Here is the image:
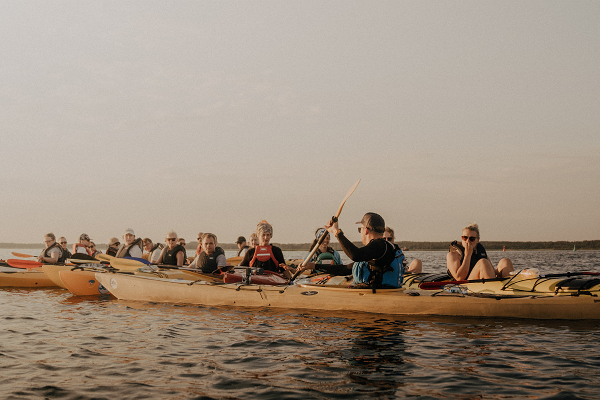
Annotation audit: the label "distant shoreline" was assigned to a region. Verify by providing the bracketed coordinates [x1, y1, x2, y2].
[2, 240, 599, 251]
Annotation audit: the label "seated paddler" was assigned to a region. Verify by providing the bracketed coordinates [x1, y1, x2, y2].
[38, 233, 68, 264]
[158, 230, 186, 267]
[239, 220, 289, 276]
[189, 233, 228, 273]
[115, 228, 144, 259]
[383, 226, 422, 274]
[447, 222, 514, 281]
[295, 228, 352, 276]
[323, 212, 404, 290]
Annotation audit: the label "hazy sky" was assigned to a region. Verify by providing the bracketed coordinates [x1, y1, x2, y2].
[1, 1, 598, 245]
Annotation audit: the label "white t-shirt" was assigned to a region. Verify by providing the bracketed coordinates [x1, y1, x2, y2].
[127, 245, 143, 259]
[148, 248, 162, 264]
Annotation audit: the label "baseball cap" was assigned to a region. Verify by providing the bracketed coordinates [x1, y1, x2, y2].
[236, 236, 246, 244]
[355, 212, 385, 233]
[79, 233, 91, 241]
[124, 228, 135, 236]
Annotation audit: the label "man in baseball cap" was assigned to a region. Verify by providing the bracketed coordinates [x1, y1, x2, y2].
[321, 212, 399, 290]
[235, 236, 249, 257]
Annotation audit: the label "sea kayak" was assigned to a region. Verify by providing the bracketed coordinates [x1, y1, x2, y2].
[0, 270, 58, 288]
[94, 273, 600, 320]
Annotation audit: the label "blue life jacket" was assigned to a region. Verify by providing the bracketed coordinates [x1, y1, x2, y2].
[352, 243, 405, 288]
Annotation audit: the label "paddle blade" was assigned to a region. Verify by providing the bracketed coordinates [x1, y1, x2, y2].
[124, 257, 150, 265]
[7, 259, 44, 269]
[11, 252, 37, 258]
[109, 257, 146, 271]
[333, 179, 360, 219]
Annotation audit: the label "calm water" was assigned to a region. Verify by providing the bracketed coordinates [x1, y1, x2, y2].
[1, 249, 600, 399]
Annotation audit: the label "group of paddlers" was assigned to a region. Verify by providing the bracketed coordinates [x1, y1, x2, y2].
[35, 212, 514, 289]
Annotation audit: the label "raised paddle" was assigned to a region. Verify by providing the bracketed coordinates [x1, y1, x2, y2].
[289, 179, 361, 283]
[11, 252, 37, 258]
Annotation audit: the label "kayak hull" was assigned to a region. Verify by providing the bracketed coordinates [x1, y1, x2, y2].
[41, 265, 73, 289]
[95, 273, 600, 320]
[61, 269, 203, 296]
[0, 270, 58, 288]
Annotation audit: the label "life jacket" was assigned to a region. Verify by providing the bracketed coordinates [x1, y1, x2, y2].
[163, 244, 185, 266]
[250, 245, 280, 272]
[43, 242, 68, 264]
[352, 240, 404, 291]
[448, 241, 487, 279]
[198, 247, 225, 274]
[237, 245, 249, 257]
[315, 251, 336, 265]
[73, 243, 93, 257]
[116, 238, 143, 258]
[106, 247, 118, 257]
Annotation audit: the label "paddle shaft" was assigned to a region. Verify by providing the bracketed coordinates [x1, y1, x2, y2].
[11, 252, 37, 258]
[290, 179, 361, 283]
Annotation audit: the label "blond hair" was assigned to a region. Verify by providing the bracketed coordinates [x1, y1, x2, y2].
[463, 222, 480, 239]
[45, 233, 56, 241]
[384, 227, 395, 241]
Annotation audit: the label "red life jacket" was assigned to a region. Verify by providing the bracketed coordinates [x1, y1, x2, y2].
[250, 245, 279, 269]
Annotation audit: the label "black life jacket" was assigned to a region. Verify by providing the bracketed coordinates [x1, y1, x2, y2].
[237, 245, 249, 257]
[116, 238, 143, 258]
[43, 242, 68, 264]
[163, 244, 186, 266]
[106, 247, 118, 257]
[448, 241, 488, 279]
[198, 247, 225, 274]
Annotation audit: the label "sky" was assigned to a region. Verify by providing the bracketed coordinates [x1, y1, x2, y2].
[0, 1, 599, 245]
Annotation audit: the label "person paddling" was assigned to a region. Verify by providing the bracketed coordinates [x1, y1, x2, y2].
[115, 228, 143, 259]
[447, 223, 514, 281]
[239, 221, 289, 276]
[323, 212, 401, 289]
[158, 230, 186, 266]
[38, 233, 67, 264]
[189, 233, 228, 273]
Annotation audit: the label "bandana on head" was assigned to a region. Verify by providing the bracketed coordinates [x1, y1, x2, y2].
[315, 228, 327, 240]
[256, 220, 273, 236]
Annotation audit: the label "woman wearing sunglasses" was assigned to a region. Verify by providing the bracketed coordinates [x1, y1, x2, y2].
[158, 230, 186, 266]
[447, 223, 514, 281]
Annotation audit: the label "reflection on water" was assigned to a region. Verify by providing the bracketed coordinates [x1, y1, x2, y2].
[1, 251, 600, 399]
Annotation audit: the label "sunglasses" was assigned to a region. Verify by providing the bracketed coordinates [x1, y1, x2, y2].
[60, 242, 67, 244]
[166, 238, 177, 241]
[461, 236, 477, 242]
[358, 227, 368, 233]
[113, 242, 120, 246]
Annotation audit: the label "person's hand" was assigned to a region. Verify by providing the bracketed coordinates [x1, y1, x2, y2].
[37, 255, 44, 263]
[325, 219, 339, 234]
[464, 240, 475, 256]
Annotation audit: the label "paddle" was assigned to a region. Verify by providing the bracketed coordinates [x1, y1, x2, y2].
[11, 252, 37, 258]
[289, 179, 361, 283]
[6, 259, 44, 271]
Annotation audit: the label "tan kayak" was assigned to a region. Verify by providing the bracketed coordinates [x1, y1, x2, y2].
[94, 273, 600, 320]
[0, 270, 58, 288]
[60, 267, 215, 296]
